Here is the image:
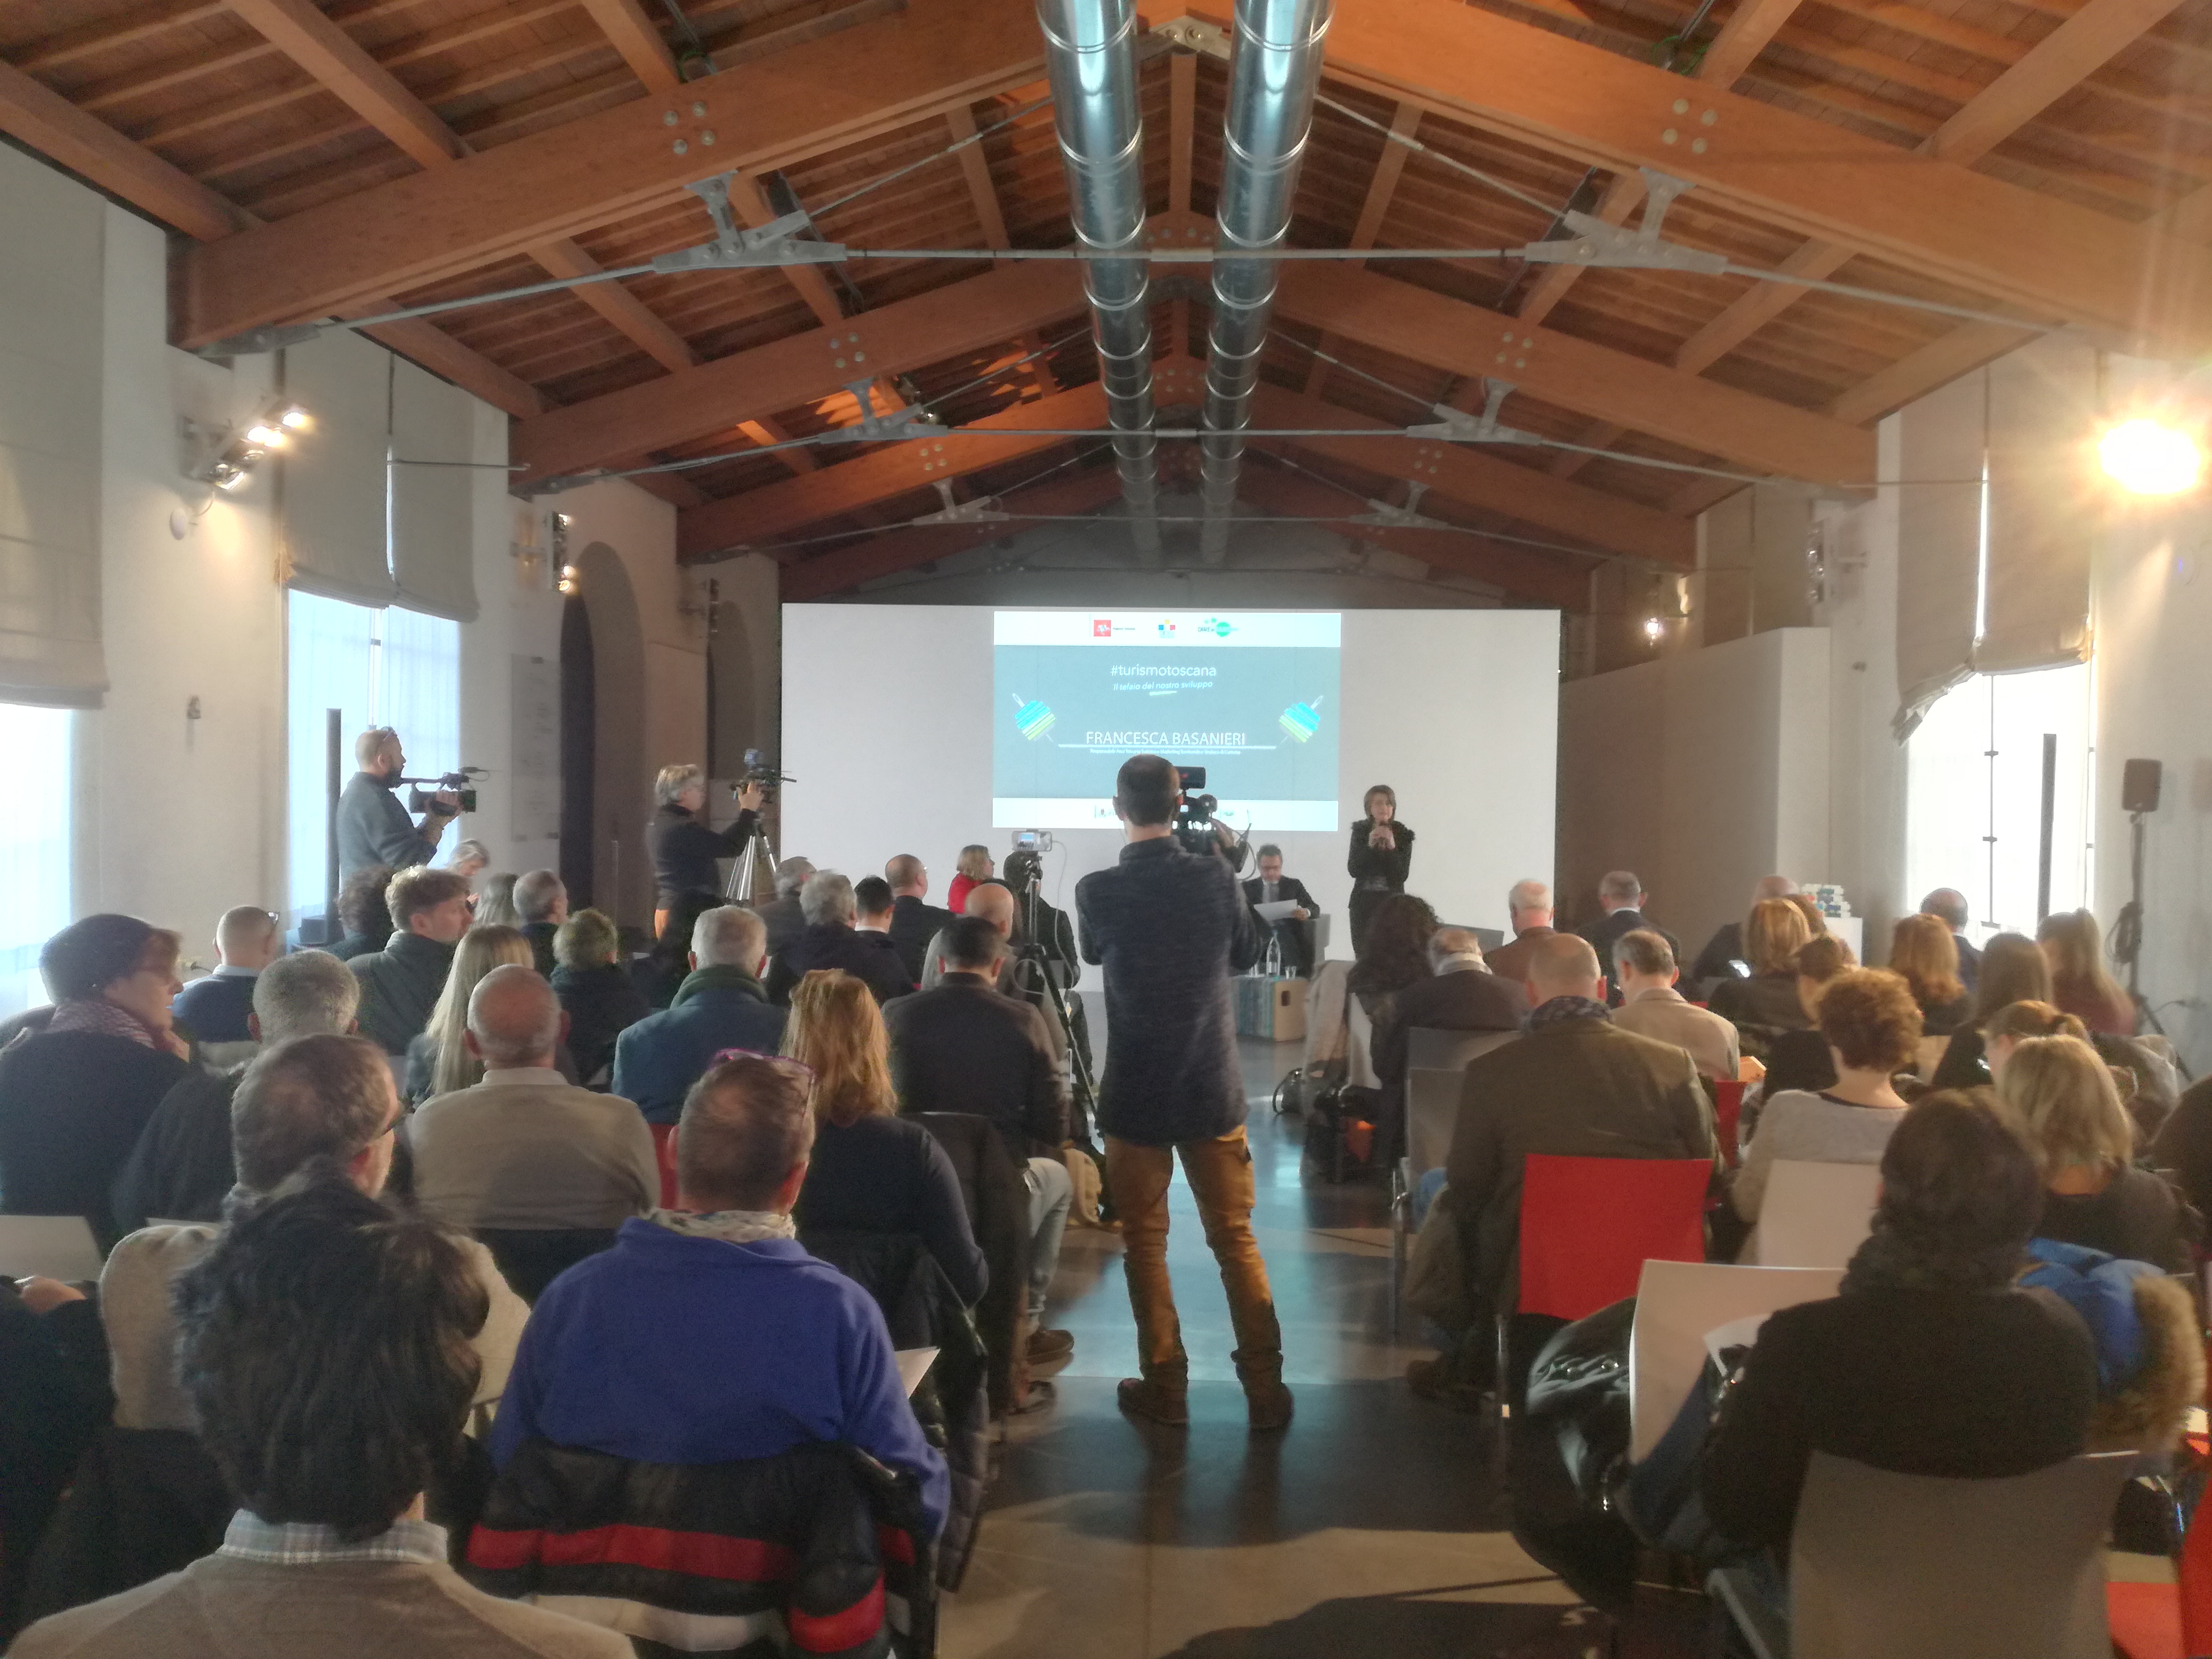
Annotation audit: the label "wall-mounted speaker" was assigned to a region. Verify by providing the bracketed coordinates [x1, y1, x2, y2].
[2122, 759, 2163, 815]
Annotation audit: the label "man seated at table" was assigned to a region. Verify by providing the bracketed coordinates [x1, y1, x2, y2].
[1239, 845, 1318, 975]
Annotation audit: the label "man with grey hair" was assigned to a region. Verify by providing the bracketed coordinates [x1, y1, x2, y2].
[750, 856, 816, 961]
[1485, 879, 1557, 986]
[1613, 928, 1741, 1081]
[613, 907, 786, 1125]
[765, 870, 913, 1007]
[336, 725, 460, 882]
[513, 868, 568, 977]
[110, 949, 363, 1234]
[1576, 870, 1679, 998]
[100, 1032, 530, 1437]
[1690, 875, 1799, 989]
[1371, 927, 1525, 1105]
[405, 965, 659, 1234]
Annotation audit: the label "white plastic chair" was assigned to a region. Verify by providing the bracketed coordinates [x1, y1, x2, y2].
[1628, 1260, 1842, 1462]
[1752, 1160, 1881, 1269]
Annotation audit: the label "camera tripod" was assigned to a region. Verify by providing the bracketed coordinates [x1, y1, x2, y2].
[2113, 809, 2194, 1082]
[1007, 881, 1099, 1141]
[722, 812, 776, 906]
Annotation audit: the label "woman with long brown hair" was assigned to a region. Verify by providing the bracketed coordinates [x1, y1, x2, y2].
[784, 969, 986, 1304]
[1927, 931, 2051, 1090]
[1887, 912, 1972, 1035]
[1709, 896, 1816, 1043]
[2037, 909, 2135, 1036]
[1346, 785, 1415, 957]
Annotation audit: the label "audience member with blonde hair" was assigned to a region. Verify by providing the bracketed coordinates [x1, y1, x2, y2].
[2037, 909, 2135, 1036]
[1709, 896, 1816, 1043]
[405, 925, 534, 1105]
[1998, 1035, 2188, 1271]
[947, 845, 996, 917]
[784, 970, 985, 1304]
[1751, 933, 1863, 1100]
[1887, 912, 1971, 1034]
[550, 908, 649, 1088]
[1733, 969, 1920, 1223]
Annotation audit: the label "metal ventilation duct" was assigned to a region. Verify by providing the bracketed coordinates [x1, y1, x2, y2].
[1199, 0, 1333, 563]
[1038, 0, 1163, 561]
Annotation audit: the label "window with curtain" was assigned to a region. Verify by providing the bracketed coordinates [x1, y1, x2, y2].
[0, 702, 73, 1016]
[287, 592, 460, 928]
[1905, 661, 2094, 948]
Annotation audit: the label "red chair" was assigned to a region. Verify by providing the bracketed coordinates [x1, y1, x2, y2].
[2108, 1429, 2212, 1657]
[1712, 1080, 1747, 1168]
[1516, 1153, 1712, 1321]
[648, 1122, 680, 1210]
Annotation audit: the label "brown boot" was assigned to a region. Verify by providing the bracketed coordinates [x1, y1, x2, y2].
[1116, 1376, 1190, 1427]
[1235, 1350, 1294, 1431]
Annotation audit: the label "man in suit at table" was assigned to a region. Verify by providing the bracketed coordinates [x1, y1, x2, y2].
[1576, 870, 1680, 1000]
[1240, 845, 1318, 975]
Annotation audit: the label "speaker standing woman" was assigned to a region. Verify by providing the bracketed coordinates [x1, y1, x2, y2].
[1347, 785, 1415, 959]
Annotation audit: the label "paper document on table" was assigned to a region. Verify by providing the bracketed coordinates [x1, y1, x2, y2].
[895, 1348, 939, 1397]
[1254, 901, 1301, 923]
[1704, 1313, 1773, 1372]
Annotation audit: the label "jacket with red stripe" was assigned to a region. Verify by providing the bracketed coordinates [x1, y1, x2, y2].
[464, 1438, 935, 1659]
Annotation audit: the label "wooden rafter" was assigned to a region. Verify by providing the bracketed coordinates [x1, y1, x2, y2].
[1304, 100, 1421, 397]
[576, 0, 684, 93]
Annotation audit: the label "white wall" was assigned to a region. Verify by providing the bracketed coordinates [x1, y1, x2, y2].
[1557, 627, 1834, 950]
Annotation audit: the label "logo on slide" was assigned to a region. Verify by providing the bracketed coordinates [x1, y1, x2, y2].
[1092, 618, 1112, 637]
[1278, 696, 1324, 743]
[1012, 694, 1056, 741]
[1156, 619, 1178, 638]
[1201, 617, 1235, 638]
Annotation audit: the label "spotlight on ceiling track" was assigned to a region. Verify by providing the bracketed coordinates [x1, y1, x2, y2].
[2098, 417, 2205, 497]
[1643, 616, 1666, 642]
[184, 399, 317, 497]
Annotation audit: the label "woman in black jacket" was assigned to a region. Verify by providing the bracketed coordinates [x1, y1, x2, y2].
[1346, 785, 1415, 958]
[1702, 1091, 2098, 1551]
[550, 908, 649, 1088]
[1709, 898, 1814, 1054]
[648, 765, 766, 919]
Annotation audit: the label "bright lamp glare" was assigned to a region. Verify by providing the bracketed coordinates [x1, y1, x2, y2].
[2099, 418, 2204, 496]
[279, 406, 311, 430]
[246, 423, 287, 447]
[1643, 616, 1665, 641]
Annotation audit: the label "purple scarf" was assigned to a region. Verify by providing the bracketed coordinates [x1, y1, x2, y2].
[45, 998, 158, 1049]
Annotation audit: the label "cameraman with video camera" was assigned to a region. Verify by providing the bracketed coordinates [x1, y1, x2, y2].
[1076, 753, 1289, 1431]
[649, 764, 767, 921]
[337, 727, 460, 883]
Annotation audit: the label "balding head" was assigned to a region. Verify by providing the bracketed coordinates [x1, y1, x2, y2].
[465, 965, 562, 1071]
[1921, 887, 1970, 932]
[513, 869, 567, 925]
[1429, 928, 1485, 973]
[1526, 933, 1605, 1005]
[216, 906, 281, 970]
[1753, 875, 1798, 904]
[693, 906, 766, 972]
[885, 854, 926, 897]
[1506, 880, 1553, 929]
[965, 883, 1015, 937]
[678, 1056, 817, 1213]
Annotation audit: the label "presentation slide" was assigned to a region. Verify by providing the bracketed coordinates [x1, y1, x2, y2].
[993, 610, 1341, 830]
[778, 606, 1559, 955]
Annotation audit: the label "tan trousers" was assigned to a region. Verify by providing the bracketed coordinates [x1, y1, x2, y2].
[1104, 1127, 1283, 1389]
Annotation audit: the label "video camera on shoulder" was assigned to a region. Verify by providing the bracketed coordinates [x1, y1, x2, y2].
[401, 768, 483, 814]
[1173, 766, 1221, 856]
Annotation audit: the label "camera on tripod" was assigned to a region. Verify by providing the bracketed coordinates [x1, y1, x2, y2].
[1173, 766, 1220, 856]
[402, 769, 483, 814]
[730, 747, 796, 804]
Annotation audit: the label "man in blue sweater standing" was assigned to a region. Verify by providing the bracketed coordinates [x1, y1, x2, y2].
[1076, 753, 1287, 1431]
[489, 1053, 948, 1537]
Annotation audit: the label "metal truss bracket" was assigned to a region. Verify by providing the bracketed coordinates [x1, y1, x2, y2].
[652, 177, 848, 273]
[1404, 379, 1539, 445]
[1151, 16, 1230, 57]
[910, 480, 1008, 526]
[814, 381, 936, 446]
[194, 322, 328, 358]
[1513, 170, 1727, 275]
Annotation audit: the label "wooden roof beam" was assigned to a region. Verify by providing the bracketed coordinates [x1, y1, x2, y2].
[1305, 100, 1421, 397]
[576, 0, 685, 93]
[175, 0, 1048, 348]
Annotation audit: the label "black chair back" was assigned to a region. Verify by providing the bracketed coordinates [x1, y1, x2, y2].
[474, 1227, 619, 1303]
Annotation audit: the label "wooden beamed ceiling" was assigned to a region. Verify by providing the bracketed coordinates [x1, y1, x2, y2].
[2, 0, 2207, 604]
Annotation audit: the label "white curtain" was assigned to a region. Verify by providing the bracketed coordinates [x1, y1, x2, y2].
[389, 359, 480, 623]
[0, 703, 73, 1015]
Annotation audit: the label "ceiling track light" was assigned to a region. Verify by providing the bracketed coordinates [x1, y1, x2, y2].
[181, 399, 316, 498]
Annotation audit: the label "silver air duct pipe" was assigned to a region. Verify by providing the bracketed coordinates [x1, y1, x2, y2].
[1038, 0, 1163, 562]
[1199, 0, 1332, 563]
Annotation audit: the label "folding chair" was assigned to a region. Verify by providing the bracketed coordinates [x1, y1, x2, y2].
[1388, 1027, 1516, 1321]
[0, 1214, 104, 1281]
[1628, 1260, 1841, 1463]
[1751, 1160, 1880, 1269]
[1713, 1449, 2136, 1659]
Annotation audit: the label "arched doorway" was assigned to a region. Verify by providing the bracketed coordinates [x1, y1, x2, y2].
[566, 541, 648, 929]
[558, 593, 596, 906]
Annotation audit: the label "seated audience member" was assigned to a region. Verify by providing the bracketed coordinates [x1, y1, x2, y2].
[750, 857, 816, 962]
[350, 866, 474, 1057]
[2038, 908, 2136, 1036]
[1610, 929, 1740, 1082]
[111, 950, 361, 1235]
[1700, 1092, 2097, 1552]
[635, 889, 723, 1011]
[884, 916, 1073, 1364]
[1707, 897, 1815, 1046]
[328, 863, 396, 962]
[512, 870, 567, 978]
[1888, 911, 1972, 1035]
[2151, 1074, 2212, 1229]
[1928, 931, 2055, 1089]
[1, 1276, 111, 1630]
[1754, 935, 1858, 1100]
[919, 882, 1018, 992]
[1732, 969, 1918, 1224]
[1413, 935, 1712, 1402]
[1345, 893, 1442, 1030]
[1689, 876, 1799, 989]
[13, 1179, 619, 1659]
[1241, 844, 1318, 974]
[446, 837, 492, 885]
[785, 971, 987, 1306]
[1577, 871, 1680, 998]
[405, 967, 659, 1235]
[946, 844, 994, 916]
[1372, 927, 1526, 1104]
[101, 1034, 526, 1444]
[1482, 880, 1558, 986]
[475, 873, 521, 928]
[853, 875, 898, 941]
[1999, 1035, 2189, 1272]
[170, 907, 282, 1049]
[485, 1055, 951, 1541]
[766, 872, 914, 1007]
[405, 925, 532, 1106]
[614, 907, 786, 1125]
[549, 909, 648, 1088]
[0, 917, 190, 1245]
[1921, 886, 1982, 991]
[884, 854, 954, 985]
